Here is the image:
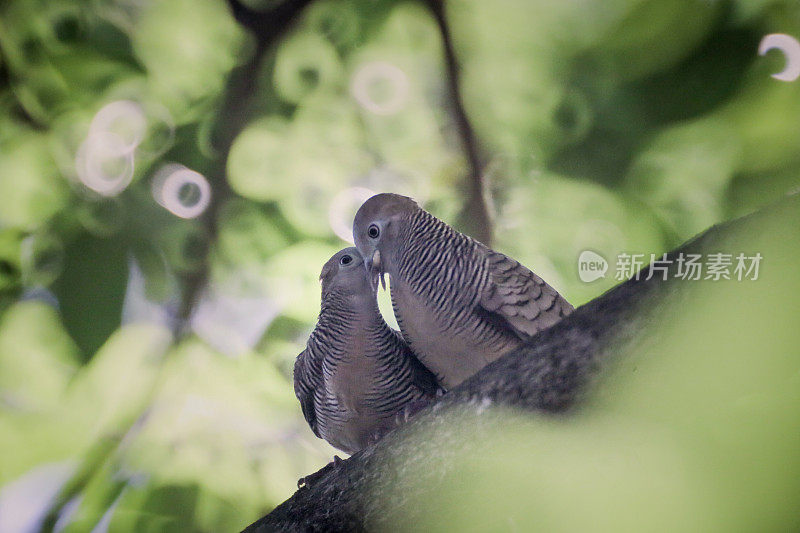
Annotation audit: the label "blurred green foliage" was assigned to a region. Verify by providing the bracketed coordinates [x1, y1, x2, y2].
[0, 0, 799, 530]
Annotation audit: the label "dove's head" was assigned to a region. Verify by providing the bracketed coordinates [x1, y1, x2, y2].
[319, 247, 370, 298]
[353, 193, 418, 291]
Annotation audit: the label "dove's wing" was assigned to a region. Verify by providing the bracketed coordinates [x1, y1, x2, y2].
[293, 346, 323, 438]
[479, 249, 573, 339]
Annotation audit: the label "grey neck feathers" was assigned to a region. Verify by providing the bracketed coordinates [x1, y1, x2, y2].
[315, 288, 396, 357]
[395, 208, 484, 301]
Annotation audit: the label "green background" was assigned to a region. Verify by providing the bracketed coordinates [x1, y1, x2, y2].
[1, 0, 799, 530]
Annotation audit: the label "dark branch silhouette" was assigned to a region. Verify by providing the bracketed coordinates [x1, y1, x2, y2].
[426, 0, 493, 246]
[175, 0, 314, 334]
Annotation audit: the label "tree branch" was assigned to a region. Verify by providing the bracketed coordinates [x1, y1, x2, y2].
[426, 0, 493, 246]
[226, 0, 315, 43]
[175, 0, 314, 335]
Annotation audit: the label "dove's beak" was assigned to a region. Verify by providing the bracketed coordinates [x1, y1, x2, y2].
[365, 249, 386, 292]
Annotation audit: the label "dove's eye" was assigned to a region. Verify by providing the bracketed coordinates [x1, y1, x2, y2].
[367, 224, 380, 239]
[340, 255, 353, 266]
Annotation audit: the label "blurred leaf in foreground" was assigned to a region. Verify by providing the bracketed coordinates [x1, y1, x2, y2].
[0, 132, 67, 231]
[105, 338, 325, 530]
[0, 301, 79, 412]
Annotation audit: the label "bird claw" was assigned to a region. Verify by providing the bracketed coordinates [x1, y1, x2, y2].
[297, 455, 344, 489]
[366, 429, 386, 447]
[395, 398, 432, 425]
